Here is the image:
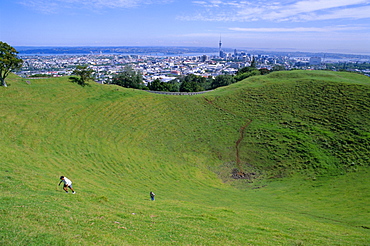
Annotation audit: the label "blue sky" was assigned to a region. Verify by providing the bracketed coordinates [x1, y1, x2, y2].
[1, 0, 370, 54]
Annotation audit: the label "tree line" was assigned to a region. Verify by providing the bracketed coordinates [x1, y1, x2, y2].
[108, 64, 273, 92]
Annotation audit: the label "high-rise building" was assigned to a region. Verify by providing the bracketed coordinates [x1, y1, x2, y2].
[219, 36, 223, 58]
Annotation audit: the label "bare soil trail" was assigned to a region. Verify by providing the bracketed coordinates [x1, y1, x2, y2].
[204, 97, 254, 179]
[235, 119, 253, 173]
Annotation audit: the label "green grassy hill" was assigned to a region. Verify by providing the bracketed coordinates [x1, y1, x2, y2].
[1, 70, 369, 245]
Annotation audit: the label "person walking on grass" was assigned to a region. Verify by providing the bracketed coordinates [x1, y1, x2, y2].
[59, 176, 76, 194]
[150, 191, 155, 201]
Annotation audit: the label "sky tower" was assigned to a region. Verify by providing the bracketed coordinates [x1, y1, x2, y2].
[219, 35, 224, 58]
[219, 35, 222, 51]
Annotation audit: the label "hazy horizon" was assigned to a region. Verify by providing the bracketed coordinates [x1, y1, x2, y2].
[13, 45, 370, 57]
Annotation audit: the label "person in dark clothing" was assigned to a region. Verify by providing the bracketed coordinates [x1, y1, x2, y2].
[150, 191, 155, 201]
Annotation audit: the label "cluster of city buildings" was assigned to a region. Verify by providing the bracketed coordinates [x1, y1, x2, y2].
[17, 53, 326, 84]
[17, 43, 370, 83]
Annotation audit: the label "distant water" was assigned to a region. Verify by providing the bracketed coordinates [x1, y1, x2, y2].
[16, 46, 370, 59]
[16, 46, 222, 57]
[19, 52, 220, 57]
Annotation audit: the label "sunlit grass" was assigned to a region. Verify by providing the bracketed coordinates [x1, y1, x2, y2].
[0, 71, 369, 245]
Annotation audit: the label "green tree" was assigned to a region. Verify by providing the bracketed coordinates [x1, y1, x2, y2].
[272, 65, 286, 71]
[204, 76, 214, 90]
[250, 56, 257, 68]
[166, 79, 180, 92]
[148, 78, 162, 91]
[111, 66, 144, 89]
[179, 74, 205, 92]
[259, 68, 271, 75]
[147, 78, 180, 92]
[236, 66, 257, 75]
[235, 66, 260, 82]
[0, 41, 23, 87]
[70, 65, 94, 86]
[210, 75, 235, 89]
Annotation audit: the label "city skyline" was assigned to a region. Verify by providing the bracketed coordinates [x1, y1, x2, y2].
[1, 0, 370, 55]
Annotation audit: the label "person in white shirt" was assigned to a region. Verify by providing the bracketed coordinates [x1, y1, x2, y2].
[58, 176, 76, 194]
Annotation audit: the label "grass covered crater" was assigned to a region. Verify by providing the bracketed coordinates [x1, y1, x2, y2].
[0, 70, 369, 245]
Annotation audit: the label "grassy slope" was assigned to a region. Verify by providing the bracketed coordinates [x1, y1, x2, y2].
[0, 71, 369, 245]
[207, 70, 369, 177]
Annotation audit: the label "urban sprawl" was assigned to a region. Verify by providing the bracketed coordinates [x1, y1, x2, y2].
[17, 48, 370, 84]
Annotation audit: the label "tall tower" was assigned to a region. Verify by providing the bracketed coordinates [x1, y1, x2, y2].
[219, 36, 222, 52]
[219, 35, 223, 58]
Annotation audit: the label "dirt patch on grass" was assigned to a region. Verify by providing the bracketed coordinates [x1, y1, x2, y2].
[231, 168, 257, 180]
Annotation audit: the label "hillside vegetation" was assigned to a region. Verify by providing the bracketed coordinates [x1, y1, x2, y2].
[0, 70, 369, 245]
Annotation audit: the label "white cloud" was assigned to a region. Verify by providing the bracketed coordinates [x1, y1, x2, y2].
[292, 0, 368, 13]
[302, 6, 370, 21]
[261, 0, 370, 21]
[18, 0, 60, 14]
[183, 0, 370, 22]
[229, 26, 366, 32]
[19, 0, 173, 13]
[87, 0, 174, 8]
